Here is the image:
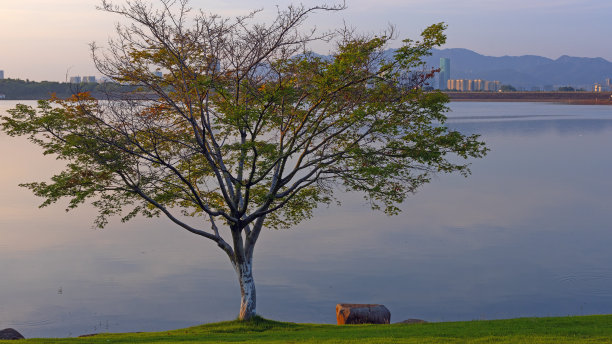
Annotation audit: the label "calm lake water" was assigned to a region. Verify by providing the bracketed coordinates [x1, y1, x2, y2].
[1, 100, 612, 338]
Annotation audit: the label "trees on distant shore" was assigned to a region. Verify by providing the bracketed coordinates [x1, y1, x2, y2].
[0, 79, 94, 99]
[0, 79, 137, 100]
[499, 84, 517, 92]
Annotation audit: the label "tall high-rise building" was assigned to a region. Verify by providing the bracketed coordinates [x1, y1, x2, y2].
[0, 70, 4, 79]
[439, 58, 450, 90]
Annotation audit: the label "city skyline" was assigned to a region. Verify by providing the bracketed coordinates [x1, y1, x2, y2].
[1, 0, 611, 81]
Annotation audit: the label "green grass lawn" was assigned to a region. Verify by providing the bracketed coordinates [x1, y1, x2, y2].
[5, 315, 612, 343]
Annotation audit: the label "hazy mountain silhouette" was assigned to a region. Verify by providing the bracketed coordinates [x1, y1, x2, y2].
[423, 48, 612, 89]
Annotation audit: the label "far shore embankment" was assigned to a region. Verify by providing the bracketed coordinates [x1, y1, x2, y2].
[446, 91, 612, 105]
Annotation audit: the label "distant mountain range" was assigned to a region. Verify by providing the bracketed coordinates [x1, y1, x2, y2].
[423, 48, 612, 89]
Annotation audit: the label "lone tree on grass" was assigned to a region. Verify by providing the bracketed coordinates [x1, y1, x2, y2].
[1, 0, 487, 320]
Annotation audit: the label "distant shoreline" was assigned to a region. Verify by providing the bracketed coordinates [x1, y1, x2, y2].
[3, 91, 612, 106]
[446, 91, 612, 105]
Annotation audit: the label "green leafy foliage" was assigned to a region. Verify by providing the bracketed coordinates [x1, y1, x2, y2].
[2, 21, 487, 233]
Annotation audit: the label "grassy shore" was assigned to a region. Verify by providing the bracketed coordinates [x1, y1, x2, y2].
[5, 315, 612, 343]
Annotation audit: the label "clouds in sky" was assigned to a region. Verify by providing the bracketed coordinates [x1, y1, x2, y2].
[1, 0, 610, 81]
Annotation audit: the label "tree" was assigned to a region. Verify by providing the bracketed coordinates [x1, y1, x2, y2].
[500, 84, 517, 92]
[1, 0, 487, 320]
[558, 86, 575, 92]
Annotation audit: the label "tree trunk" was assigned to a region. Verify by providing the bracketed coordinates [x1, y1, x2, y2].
[235, 259, 256, 320]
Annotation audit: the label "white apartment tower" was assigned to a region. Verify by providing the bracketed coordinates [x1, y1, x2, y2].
[82, 76, 97, 83]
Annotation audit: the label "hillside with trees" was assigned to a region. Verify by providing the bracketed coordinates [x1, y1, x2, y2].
[424, 48, 612, 89]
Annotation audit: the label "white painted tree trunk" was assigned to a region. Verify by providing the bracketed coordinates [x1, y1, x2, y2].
[236, 259, 256, 320]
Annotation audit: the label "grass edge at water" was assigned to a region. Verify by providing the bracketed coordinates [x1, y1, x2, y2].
[5, 314, 612, 343]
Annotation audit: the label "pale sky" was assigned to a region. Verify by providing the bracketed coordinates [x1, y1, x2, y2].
[1, 0, 611, 82]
